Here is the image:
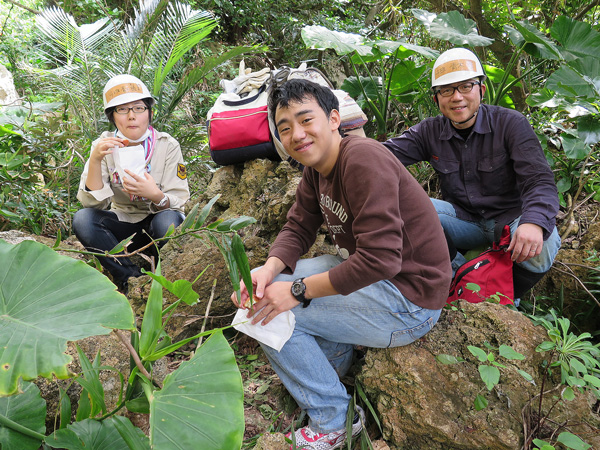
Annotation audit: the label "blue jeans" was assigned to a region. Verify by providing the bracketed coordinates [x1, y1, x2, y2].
[432, 198, 561, 274]
[72, 208, 184, 284]
[259, 255, 441, 433]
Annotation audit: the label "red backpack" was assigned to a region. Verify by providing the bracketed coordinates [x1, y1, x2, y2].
[447, 225, 514, 305]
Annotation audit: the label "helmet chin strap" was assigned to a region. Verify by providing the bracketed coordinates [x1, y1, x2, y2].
[451, 106, 479, 126]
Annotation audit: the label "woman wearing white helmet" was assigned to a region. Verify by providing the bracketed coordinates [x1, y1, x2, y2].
[73, 74, 190, 292]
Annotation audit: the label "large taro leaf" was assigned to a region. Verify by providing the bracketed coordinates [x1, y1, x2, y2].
[0, 239, 135, 396]
[149, 330, 244, 450]
[504, 21, 562, 60]
[429, 11, 494, 47]
[546, 60, 600, 101]
[0, 380, 46, 450]
[301, 25, 372, 56]
[550, 16, 600, 62]
[45, 416, 149, 449]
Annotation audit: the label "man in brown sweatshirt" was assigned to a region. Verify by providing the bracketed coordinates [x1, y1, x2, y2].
[231, 79, 451, 450]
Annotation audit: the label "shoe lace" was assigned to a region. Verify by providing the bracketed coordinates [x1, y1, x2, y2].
[302, 427, 328, 441]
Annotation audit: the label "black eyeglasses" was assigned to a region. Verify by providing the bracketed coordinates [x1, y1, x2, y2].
[114, 105, 149, 115]
[435, 81, 481, 97]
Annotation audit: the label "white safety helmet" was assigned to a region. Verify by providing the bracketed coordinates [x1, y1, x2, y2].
[431, 48, 485, 89]
[102, 74, 155, 110]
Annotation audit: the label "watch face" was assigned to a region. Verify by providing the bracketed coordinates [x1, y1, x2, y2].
[291, 280, 305, 296]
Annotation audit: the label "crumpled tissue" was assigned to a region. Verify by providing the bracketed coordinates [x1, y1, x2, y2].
[232, 308, 295, 352]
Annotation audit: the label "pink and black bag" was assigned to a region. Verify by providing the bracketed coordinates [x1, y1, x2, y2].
[207, 85, 280, 166]
[447, 225, 514, 305]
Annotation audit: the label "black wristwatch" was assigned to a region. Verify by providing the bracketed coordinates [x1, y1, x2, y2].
[291, 277, 312, 308]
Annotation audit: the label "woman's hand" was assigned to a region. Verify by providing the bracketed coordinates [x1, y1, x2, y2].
[122, 170, 162, 201]
[90, 137, 128, 163]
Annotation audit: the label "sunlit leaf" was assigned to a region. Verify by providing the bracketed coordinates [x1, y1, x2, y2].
[468, 346, 488, 362]
[429, 11, 494, 47]
[556, 431, 591, 449]
[0, 240, 134, 396]
[301, 25, 372, 56]
[479, 365, 500, 390]
[499, 345, 525, 360]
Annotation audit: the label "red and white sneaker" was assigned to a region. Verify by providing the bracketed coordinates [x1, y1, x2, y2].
[287, 405, 365, 450]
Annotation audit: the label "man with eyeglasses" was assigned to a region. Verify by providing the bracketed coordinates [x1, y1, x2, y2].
[384, 48, 560, 303]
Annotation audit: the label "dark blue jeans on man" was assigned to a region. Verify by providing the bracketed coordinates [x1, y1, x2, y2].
[73, 208, 184, 286]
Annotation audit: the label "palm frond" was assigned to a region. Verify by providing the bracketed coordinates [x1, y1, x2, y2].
[34, 7, 118, 136]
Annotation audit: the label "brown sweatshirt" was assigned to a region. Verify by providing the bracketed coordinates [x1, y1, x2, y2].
[268, 135, 452, 310]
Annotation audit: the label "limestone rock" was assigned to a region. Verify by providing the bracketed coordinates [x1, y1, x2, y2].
[359, 301, 600, 450]
[252, 432, 287, 450]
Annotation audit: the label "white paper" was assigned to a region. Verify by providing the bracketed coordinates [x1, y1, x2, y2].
[113, 144, 146, 182]
[232, 308, 295, 351]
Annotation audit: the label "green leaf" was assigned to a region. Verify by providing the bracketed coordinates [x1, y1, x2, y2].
[562, 386, 575, 401]
[180, 203, 199, 232]
[532, 439, 554, 450]
[506, 21, 562, 60]
[435, 354, 464, 364]
[0, 381, 46, 450]
[536, 341, 556, 352]
[108, 234, 135, 255]
[74, 346, 106, 417]
[429, 11, 494, 47]
[59, 386, 71, 429]
[152, 9, 217, 92]
[75, 388, 92, 421]
[518, 369, 534, 382]
[499, 345, 525, 360]
[562, 134, 591, 160]
[216, 218, 240, 231]
[45, 417, 148, 449]
[112, 415, 151, 450]
[372, 40, 439, 60]
[550, 16, 600, 62]
[474, 394, 488, 411]
[149, 331, 244, 450]
[570, 358, 587, 375]
[0, 240, 135, 396]
[547, 64, 600, 101]
[478, 365, 501, 390]
[139, 262, 165, 359]
[468, 346, 488, 362]
[143, 272, 199, 306]
[194, 194, 220, 229]
[231, 233, 253, 304]
[556, 431, 591, 449]
[301, 25, 372, 56]
[230, 216, 257, 231]
[578, 115, 600, 146]
[583, 374, 600, 388]
[465, 282, 481, 293]
[53, 230, 62, 249]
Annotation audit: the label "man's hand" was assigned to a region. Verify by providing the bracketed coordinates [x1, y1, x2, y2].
[230, 257, 284, 310]
[245, 281, 301, 326]
[507, 223, 544, 263]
